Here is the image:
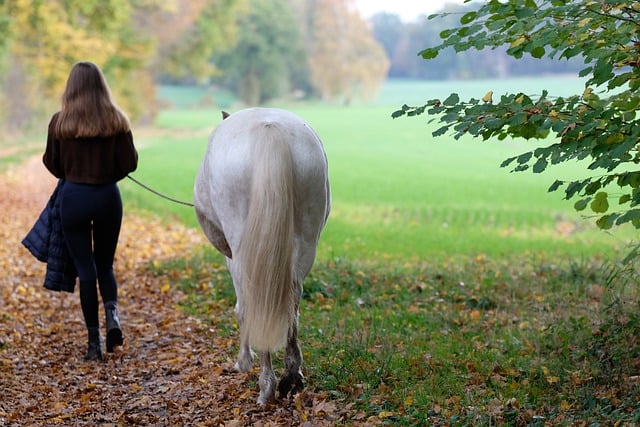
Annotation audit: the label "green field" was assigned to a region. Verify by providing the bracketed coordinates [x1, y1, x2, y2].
[123, 77, 637, 264]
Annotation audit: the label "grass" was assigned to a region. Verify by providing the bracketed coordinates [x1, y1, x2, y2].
[153, 245, 640, 425]
[124, 92, 637, 263]
[303, 255, 639, 424]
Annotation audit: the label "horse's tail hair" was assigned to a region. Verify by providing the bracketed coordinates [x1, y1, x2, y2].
[237, 121, 295, 352]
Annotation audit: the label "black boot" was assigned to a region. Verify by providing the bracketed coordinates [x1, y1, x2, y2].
[85, 327, 103, 361]
[105, 304, 123, 353]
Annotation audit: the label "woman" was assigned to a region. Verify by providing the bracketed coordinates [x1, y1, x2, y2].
[43, 61, 138, 360]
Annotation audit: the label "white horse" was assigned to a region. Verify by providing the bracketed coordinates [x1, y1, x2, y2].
[194, 107, 331, 405]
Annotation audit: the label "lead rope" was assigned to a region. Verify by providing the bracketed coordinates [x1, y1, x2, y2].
[126, 175, 195, 207]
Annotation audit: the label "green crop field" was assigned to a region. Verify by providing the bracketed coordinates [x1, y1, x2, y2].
[123, 77, 637, 264]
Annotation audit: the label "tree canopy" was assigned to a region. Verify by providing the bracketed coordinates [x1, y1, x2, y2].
[393, 0, 640, 241]
[0, 0, 389, 131]
[211, 0, 389, 105]
[0, 0, 246, 128]
[211, 0, 305, 105]
[308, 0, 389, 103]
[2, 0, 149, 127]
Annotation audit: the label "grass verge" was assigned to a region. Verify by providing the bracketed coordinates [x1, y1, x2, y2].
[151, 248, 640, 425]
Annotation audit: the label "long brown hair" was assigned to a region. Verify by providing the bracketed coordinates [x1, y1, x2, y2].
[54, 61, 130, 139]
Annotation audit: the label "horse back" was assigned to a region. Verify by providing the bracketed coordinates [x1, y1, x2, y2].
[195, 108, 329, 255]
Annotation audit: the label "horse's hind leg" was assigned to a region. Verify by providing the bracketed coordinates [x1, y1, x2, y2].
[229, 259, 254, 372]
[233, 301, 255, 372]
[277, 317, 304, 398]
[258, 351, 277, 405]
[234, 305, 254, 372]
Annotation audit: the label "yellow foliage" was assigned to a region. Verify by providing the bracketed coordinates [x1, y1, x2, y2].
[578, 17, 591, 27]
[3, 0, 237, 124]
[510, 36, 527, 48]
[8, 0, 126, 97]
[560, 400, 573, 411]
[309, 0, 389, 103]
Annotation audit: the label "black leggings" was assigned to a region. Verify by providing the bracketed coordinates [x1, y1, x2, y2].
[59, 181, 122, 329]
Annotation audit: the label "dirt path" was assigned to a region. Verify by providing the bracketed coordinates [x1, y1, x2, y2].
[0, 158, 344, 426]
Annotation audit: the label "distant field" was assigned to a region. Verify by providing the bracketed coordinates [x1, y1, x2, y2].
[375, 76, 589, 106]
[122, 78, 637, 264]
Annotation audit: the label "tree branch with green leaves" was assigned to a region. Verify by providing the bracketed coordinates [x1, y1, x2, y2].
[393, 0, 640, 233]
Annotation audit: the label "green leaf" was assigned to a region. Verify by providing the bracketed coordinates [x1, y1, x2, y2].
[460, 11, 477, 24]
[617, 209, 640, 226]
[565, 180, 587, 199]
[440, 29, 454, 38]
[584, 181, 602, 195]
[433, 125, 450, 137]
[578, 66, 593, 77]
[420, 48, 439, 59]
[391, 109, 405, 119]
[574, 198, 590, 211]
[514, 7, 535, 19]
[592, 61, 614, 85]
[590, 192, 609, 213]
[443, 93, 460, 106]
[500, 156, 517, 168]
[391, 105, 409, 119]
[532, 158, 548, 173]
[531, 46, 546, 59]
[402, 0, 640, 232]
[548, 180, 564, 192]
[516, 152, 532, 164]
[596, 214, 615, 230]
[509, 112, 527, 126]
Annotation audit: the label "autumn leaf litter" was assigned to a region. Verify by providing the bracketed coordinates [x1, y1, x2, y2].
[0, 157, 359, 426]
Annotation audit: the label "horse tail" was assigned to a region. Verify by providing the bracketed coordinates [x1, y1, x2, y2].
[238, 122, 295, 353]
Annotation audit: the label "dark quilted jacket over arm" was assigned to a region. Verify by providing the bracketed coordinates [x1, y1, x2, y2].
[22, 180, 77, 293]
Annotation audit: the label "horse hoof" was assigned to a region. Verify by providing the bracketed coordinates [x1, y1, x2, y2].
[234, 359, 252, 372]
[257, 393, 275, 406]
[234, 348, 255, 372]
[278, 372, 304, 398]
[258, 374, 277, 405]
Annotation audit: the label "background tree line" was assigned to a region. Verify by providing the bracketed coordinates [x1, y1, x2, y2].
[0, 0, 388, 133]
[370, 3, 584, 80]
[0, 0, 583, 134]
